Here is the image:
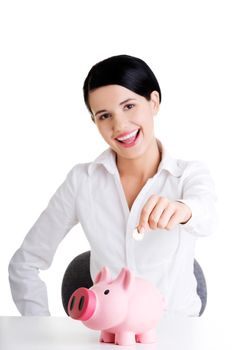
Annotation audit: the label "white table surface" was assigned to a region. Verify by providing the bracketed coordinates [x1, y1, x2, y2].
[0, 314, 232, 350]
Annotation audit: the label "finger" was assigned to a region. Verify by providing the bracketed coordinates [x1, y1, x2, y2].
[148, 197, 170, 229]
[138, 195, 159, 231]
[157, 203, 177, 229]
[165, 210, 181, 230]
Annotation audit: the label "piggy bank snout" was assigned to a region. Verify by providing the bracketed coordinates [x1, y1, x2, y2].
[68, 287, 96, 321]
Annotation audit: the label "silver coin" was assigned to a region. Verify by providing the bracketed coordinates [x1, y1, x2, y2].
[132, 227, 144, 241]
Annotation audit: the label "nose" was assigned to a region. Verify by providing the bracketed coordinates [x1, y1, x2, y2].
[112, 113, 128, 134]
[68, 287, 96, 321]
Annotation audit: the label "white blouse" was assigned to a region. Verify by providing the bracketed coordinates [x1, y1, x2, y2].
[8, 139, 217, 316]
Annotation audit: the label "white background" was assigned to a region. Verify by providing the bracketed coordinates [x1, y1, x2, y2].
[0, 0, 233, 318]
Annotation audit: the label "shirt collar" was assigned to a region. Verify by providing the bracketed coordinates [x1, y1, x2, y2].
[88, 139, 183, 178]
[156, 139, 183, 178]
[88, 148, 118, 176]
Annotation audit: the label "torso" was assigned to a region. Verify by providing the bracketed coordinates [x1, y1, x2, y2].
[120, 176, 146, 210]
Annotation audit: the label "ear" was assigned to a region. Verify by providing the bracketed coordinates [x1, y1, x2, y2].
[114, 268, 135, 291]
[150, 90, 160, 115]
[95, 266, 112, 284]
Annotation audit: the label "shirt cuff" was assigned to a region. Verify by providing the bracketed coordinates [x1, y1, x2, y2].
[176, 199, 200, 235]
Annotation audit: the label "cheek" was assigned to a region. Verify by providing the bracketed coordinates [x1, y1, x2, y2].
[96, 125, 109, 138]
[138, 115, 154, 130]
[97, 128, 115, 146]
[134, 106, 154, 123]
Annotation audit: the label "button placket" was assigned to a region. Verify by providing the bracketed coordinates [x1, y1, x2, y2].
[112, 174, 133, 268]
[113, 172, 162, 271]
[125, 176, 159, 270]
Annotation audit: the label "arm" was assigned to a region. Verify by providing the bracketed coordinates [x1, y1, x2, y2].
[138, 161, 217, 237]
[176, 161, 218, 237]
[8, 166, 79, 315]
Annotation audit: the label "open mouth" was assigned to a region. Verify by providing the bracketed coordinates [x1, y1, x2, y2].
[115, 129, 140, 145]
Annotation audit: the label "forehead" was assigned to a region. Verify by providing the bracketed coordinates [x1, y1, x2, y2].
[88, 84, 142, 112]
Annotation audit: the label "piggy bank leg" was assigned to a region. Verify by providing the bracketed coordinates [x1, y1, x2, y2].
[136, 329, 157, 343]
[99, 330, 115, 343]
[115, 331, 135, 346]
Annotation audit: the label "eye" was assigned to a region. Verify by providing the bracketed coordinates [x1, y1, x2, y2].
[104, 289, 110, 295]
[99, 113, 111, 121]
[124, 103, 135, 110]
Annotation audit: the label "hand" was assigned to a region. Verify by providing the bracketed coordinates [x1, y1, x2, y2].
[138, 195, 192, 232]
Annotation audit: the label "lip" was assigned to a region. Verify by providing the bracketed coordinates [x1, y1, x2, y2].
[115, 129, 141, 148]
[114, 129, 139, 140]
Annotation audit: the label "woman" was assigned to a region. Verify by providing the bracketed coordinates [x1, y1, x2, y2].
[8, 55, 217, 317]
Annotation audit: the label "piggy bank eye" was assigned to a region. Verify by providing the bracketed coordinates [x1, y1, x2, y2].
[104, 289, 110, 295]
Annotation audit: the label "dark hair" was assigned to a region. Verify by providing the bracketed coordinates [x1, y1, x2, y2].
[83, 54, 161, 116]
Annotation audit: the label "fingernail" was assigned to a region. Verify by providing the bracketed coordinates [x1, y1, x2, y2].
[137, 226, 145, 234]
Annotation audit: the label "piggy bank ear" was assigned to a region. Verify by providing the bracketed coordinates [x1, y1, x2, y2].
[95, 266, 112, 284]
[115, 268, 134, 291]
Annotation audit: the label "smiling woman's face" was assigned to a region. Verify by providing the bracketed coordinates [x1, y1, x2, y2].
[88, 84, 160, 160]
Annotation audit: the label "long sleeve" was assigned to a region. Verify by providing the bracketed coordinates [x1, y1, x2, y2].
[8, 166, 79, 315]
[177, 161, 218, 237]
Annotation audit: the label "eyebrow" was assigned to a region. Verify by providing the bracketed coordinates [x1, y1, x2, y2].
[94, 98, 136, 117]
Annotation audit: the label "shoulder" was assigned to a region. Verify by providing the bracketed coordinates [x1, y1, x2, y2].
[68, 162, 91, 176]
[175, 159, 214, 189]
[176, 159, 215, 195]
[158, 139, 210, 179]
[159, 140, 215, 193]
[65, 162, 92, 187]
[65, 148, 113, 183]
[178, 159, 211, 179]
[177, 159, 211, 177]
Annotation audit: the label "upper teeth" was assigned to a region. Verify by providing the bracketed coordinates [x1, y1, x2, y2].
[117, 129, 139, 141]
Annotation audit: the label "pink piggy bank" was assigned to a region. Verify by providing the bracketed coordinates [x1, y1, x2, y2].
[68, 266, 165, 346]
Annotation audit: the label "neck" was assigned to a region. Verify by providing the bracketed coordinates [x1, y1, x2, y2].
[116, 138, 161, 182]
